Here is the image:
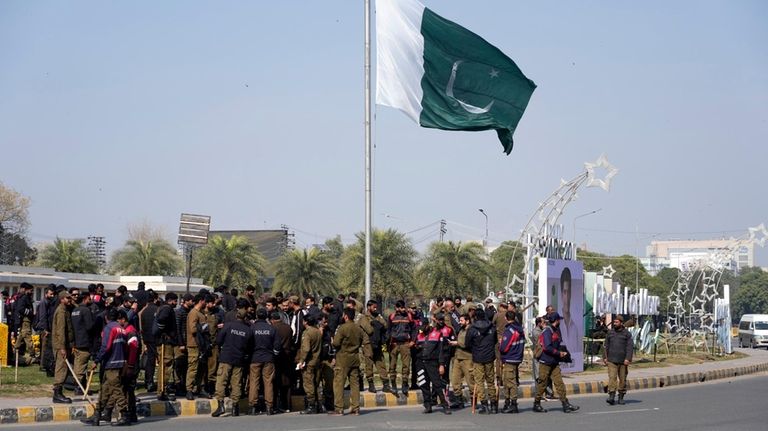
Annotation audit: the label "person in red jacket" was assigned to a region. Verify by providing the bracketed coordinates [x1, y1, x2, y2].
[119, 311, 141, 424]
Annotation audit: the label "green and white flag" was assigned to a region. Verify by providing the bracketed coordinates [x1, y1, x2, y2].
[376, 0, 536, 154]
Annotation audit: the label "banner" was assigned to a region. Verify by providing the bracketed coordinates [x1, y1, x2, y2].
[538, 258, 584, 373]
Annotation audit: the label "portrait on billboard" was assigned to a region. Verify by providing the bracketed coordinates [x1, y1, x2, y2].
[539, 258, 584, 372]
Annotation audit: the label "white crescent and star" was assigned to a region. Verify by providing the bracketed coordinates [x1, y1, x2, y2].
[446, 60, 495, 115]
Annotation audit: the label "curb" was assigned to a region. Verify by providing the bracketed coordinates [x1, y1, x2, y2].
[2, 362, 767, 424]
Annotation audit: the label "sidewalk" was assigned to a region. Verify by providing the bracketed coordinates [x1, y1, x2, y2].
[1, 347, 767, 424]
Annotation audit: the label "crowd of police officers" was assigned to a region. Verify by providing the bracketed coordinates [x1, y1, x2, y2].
[4, 281, 622, 424]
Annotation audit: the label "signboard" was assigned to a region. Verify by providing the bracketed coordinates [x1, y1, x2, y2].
[178, 213, 211, 246]
[538, 258, 584, 373]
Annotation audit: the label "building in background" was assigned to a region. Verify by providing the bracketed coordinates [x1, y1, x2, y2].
[642, 239, 754, 275]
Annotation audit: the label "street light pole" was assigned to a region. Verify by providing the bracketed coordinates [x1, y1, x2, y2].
[573, 208, 602, 258]
[479, 209, 489, 295]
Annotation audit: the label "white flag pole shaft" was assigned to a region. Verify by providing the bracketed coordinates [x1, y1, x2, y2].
[364, 0, 373, 305]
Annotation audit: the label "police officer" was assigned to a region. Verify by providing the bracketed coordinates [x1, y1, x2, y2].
[185, 294, 208, 400]
[449, 313, 474, 408]
[13, 283, 36, 366]
[51, 290, 74, 404]
[387, 300, 414, 396]
[270, 310, 293, 413]
[358, 299, 390, 393]
[71, 290, 96, 396]
[155, 292, 178, 401]
[466, 309, 497, 414]
[330, 308, 364, 416]
[139, 291, 159, 392]
[205, 294, 221, 397]
[603, 315, 633, 405]
[249, 307, 281, 415]
[414, 314, 451, 415]
[212, 305, 253, 417]
[533, 312, 579, 413]
[318, 314, 336, 413]
[498, 311, 524, 413]
[297, 314, 322, 414]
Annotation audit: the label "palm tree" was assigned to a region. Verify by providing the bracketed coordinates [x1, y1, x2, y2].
[193, 235, 266, 288]
[417, 241, 489, 298]
[110, 238, 183, 276]
[340, 228, 417, 301]
[274, 247, 339, 297]
[39, 238, 98, 273]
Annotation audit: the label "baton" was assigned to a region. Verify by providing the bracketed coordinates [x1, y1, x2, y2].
[83, 368, 95, 401]
[64, 357, 96, 408]
[13, 333, 18, 383]
[471, 383, 477, 414]
[159, 344, 165, 394]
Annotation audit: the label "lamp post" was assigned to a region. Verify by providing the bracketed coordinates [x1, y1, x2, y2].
[573, 208, 601, 258]
[479, 209, 489, 295]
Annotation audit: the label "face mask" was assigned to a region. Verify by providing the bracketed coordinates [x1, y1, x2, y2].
[371, 310, 379, 316]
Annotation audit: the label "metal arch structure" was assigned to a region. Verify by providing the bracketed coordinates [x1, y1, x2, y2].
[503, 155, 618, 335]
[665, 225, 766, 342]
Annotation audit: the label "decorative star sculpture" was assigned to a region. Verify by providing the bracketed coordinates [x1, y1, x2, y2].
[602, 265, 616, 278]
[748, 223, 768, 247]
[584, 154, 619, 191]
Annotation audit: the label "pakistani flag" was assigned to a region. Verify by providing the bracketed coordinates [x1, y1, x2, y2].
[376, 0, 536, 154]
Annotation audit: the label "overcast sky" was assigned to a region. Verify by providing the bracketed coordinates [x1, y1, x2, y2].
[1, 0, 766, 267]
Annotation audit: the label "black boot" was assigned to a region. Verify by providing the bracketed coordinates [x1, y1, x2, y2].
[52, 387, 72, 404]
[382, 380, 395, 395]
[265, 406, 274, 416]
[501, 399, 511, 413]
[80, 411, 101, 426]
[532, 400, 547, 413]
[112, 411, 131, 426]
[477, 401, 489, 414]
[401, 383, 409, 397]
[248, 406, 260, 416]
[367, 380, 376, 393]
[562, 400, 580, 413]
[100, 408, 113, 423]
[618, 393, 625, 405]
[491, 401, 499, 414]
[232, 404, 240, 417]
[510, 400, 519, 414]
[146, 383, 157, 393]
[186, 391, 195, 400]
[422, 403, 433, 414]
[441, 403, 452, 415]
[606, 391, 616, 405]
[301, 402, 316, 415]
[211, 400, 224, 417]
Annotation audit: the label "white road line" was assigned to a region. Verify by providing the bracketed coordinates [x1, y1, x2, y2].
[586, 407, 660, 415]
[291, 427, 357, 431]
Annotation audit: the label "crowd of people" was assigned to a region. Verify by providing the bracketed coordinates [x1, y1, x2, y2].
[3, 282, 635, 425]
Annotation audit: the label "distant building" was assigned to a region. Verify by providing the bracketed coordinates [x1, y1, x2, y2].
[642, 239, 754, 275]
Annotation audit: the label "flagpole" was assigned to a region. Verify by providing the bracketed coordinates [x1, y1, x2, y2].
[364, 0, 373, 305]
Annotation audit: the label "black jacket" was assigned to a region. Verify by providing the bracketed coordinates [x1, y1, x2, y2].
[604, 327, 634, 364]
[466, 319, 497, 364]
[175, 305, 190, 347]
[140, 303, 158, 344]
[133, 288, 149, 310]
[250, 319, 281, 363]
[71, 304, 96, 350]
[13, 293, 34, 328]
[155, 303, 178, 345]
[216, 320, 253, 366]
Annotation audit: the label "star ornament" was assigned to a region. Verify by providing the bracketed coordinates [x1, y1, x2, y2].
[602, 265, 616, 279]
[585, 154, 619, 192]
[748, 223, 768, 247]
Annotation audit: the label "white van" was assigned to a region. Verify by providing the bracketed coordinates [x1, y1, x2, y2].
[737, 314, 768, 349]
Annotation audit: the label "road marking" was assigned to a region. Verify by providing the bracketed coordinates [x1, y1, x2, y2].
[291, 427, 356, 431]
[586, 407, 660, 415]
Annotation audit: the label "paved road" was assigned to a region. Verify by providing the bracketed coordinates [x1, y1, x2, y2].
[7, 373, 768, 431]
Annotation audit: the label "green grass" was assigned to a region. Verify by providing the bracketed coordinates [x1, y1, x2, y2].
[0, 365, 102, 398]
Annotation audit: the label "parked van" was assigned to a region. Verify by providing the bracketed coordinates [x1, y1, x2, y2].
[737, 314, 768, 349]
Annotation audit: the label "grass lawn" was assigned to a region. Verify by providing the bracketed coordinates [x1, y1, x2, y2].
[0, 365, 102, 398]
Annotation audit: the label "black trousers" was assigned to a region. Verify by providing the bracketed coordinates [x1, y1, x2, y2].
[143, 343, 157, 387]
[417, 359, 447, 407]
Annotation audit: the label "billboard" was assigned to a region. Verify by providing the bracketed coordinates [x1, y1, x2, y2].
[538, 258, 584, 373]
